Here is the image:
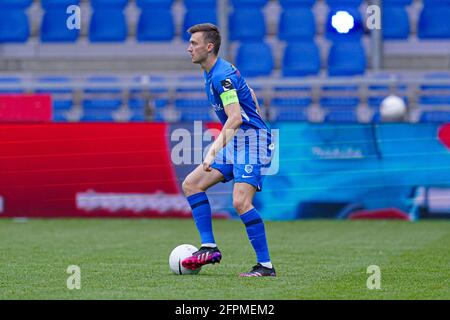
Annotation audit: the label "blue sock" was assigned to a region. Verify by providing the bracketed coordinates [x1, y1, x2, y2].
[240, 208, 271, 263]
[187, 192, 215, 245]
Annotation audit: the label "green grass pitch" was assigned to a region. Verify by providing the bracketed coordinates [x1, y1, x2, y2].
[0, 218, 449, 299]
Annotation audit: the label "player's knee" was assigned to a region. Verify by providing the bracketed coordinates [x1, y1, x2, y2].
[182, 178, 197, 196]
[233, 197, 252, 215]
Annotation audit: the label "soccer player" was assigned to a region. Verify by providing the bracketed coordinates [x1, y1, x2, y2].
[181, 23, 276, 277]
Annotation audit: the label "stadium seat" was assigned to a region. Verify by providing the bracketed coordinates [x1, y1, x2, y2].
[83, 77, 123, 109]
[419, 73, 450, 106]
[324, 107, 358, 122]
[231, 0, 268, 8]
[91, 0, 128, 8]
[279, 0, 315, 8]
[423, 0, 450, 5]
[327, 41, 366, 76]
[183, 8, 217, 41]
[269, 106, 309, 122]
[0, 0, 32, 8]
[0, 77, 24, 94]
[279, 8, 315, 41]
[382, 5, 410, 40]
[418, 5, 450, 39]
[0, 9, 30, 43]
[184, 0, 216, 9]
[271, 86, 312, 108]
[236, 41, 274, 77]
[80, 109, 116, 122]
[128, 107, 146, 122]
[136, 0, 174, 9]
[229, 8, 266, 41]
[89, 9, 127, 42]
[36, 77, 74, 110]
[326, 0, 362, 7]
[41, 8, 80, 42]
[320, 84, 360, 108]
[138, 9, 175, 41]
[419, 111, 450, 123]
[180, 107, 216, 122]
[282, 41, 320, 77]
[41, 0, 80, 9]
[326, 7, 363, 41]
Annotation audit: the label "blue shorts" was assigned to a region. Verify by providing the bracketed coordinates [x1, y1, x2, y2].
[210, 129, 274, 192]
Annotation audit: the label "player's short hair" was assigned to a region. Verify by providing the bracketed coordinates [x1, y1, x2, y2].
[187, 23, 221, 56]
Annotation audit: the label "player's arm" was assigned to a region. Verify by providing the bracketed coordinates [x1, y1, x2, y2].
[203, 92, 243, 172]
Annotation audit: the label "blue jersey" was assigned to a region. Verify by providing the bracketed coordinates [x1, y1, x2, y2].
[204, 58, 269, 131]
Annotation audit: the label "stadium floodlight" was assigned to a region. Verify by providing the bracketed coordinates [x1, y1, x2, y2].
[331, 11, 355, 34]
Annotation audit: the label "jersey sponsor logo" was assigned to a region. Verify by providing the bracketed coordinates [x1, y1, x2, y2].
[221, 79, 234, 92]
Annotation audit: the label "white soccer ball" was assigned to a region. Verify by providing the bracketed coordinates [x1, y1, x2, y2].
[380, 95, 407, 121]
[169, 244, 201, 275]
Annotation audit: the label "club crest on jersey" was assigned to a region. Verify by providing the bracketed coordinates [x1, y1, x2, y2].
[244, 165, 253, 174]
[221, 79, 234, 92]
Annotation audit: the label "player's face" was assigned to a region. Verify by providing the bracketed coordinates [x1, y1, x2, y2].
[187, 32, 210, 64]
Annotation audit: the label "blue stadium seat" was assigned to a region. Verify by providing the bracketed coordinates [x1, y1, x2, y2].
[136, 0, 174, 9]
[420, 111, 450, 123]
[279, 8, 315, 41]
[81, 109, 116, 122]
[0, 9, 30, 43]
[282, 41, 320, 77]
[129, 108, 146, 122]
[184, 0, 216, 9]
[236, 41, 274, 77]
[326, 7, 363, 41]
[41, 0, 80, 9]
[423, 0, 450, 5]
[231, 0, 268, 8]
[83, 77, 122, 109]
[418, 5, 450, 39]
[230, 8, 266, 41]
[270, 106, 309, 121]
[138, 9, 174, 41]
[175, 76, 209, 110]
[180, 108, 216, 122]
[148, 76, 170, 110]
[91, 0, 128, 8]
[326, 0, 362, 7]
[320, 85, 360, 108]
[89, 9, 127, 42]
[328, 41, 366, 76]
[271, 86, 312, 108]
[419, 73, 450, 106]
[183, 8, 217, 41]
[382, 5, 410, 40]
[385, 0, 412, 4]
[36, 77, 74, 110]
[279, 0, 315, 8]
[41, 8, 80, 42]
[0, 0, 32, 8]
[324, 107, 358, 123]
[0, 77, 24, 93]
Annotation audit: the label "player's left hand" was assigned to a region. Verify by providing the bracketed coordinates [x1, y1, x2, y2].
[203, 153, 215, 172]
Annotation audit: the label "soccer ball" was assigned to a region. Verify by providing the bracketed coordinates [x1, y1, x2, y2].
[380, 95, 407, 121]
[169, 244, 201, 275]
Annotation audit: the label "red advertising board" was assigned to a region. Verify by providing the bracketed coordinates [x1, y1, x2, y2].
[0, 123, 191, 218]
[0, 94, 52, 122]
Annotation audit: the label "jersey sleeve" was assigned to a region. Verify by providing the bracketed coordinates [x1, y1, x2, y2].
[212, 74, 239, 106]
